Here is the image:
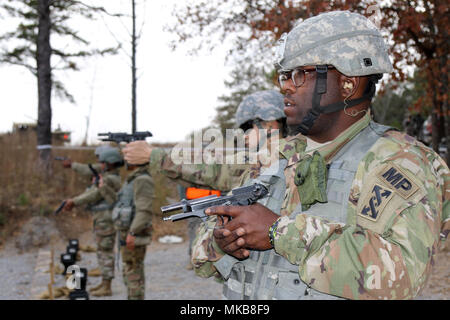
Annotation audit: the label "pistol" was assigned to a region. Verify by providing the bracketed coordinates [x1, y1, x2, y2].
[161, 183, 269, 222]
[97, 131, 152, 144]
[54, 156, 69, 161]
[54, 200, 67, 215]
[88, 163, 100, 186]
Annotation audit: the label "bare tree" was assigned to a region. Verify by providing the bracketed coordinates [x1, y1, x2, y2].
[0, 0, 120, 174]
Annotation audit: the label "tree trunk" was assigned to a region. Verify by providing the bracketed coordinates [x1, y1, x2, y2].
[131, 0, 137, 133]
[36, 0, 52, 175]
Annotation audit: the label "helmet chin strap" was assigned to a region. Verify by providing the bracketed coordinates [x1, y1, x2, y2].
[290, 65, 381, 136]
[294, 65, 329, 135]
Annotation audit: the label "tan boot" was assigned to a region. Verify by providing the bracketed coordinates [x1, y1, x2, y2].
[90, 280, 104, 292]
[90, 279, 112, 297]
[79, 245, 97, 252]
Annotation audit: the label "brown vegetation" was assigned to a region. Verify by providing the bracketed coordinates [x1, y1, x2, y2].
[0, 128, 185, 248]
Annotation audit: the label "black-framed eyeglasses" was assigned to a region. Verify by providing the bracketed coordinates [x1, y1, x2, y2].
[277, 66, 335, 90]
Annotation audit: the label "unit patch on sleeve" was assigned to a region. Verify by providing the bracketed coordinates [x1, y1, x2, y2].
[376, 163, 419, 199]
[356, 163, 424, 234]
[358, 184, 394, 222]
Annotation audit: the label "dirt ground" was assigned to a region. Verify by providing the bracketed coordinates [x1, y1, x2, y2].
[416, 241, 450, 299]
[0, 215, 448, 300]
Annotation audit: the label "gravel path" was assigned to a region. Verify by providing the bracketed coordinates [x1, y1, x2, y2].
[0, 244, 36, 300]
[0, 237, 223, 300]
[0, 235, 447, 300]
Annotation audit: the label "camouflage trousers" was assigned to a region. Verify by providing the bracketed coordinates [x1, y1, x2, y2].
[119, 231, 146, 300]
[93, 210, 115, 280]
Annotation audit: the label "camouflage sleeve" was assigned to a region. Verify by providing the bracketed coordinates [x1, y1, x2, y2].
[273, 204, 429, 299]
[130, 174, 154, 235]
[71, 162, 101, 177]
[149, 147, 247, 192]
[73, 173, 120, 206]
[438, 157, 450, 243]
[273, 134, 449, 300]
[98, 174, 121, 205]
[191, 217, 226, 278]
[72, 186, 102, 206]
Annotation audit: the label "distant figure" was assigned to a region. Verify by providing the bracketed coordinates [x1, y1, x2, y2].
[61, 148, 123, 297]
[112, 162, 154, 300]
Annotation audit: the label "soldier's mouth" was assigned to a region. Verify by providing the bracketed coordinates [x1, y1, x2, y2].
[284, 98, 296, 113]
[284, 98, 295, 108]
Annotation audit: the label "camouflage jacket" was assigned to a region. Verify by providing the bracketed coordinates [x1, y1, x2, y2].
[71, 162, 102, 177]
[148, 147, 250, 192]
[192, 113, 450, 299]
[126, 166, 155, 237]
[72, 170, 121, 208]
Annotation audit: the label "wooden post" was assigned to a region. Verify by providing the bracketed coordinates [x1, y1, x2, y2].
[48, 247, 54, 300]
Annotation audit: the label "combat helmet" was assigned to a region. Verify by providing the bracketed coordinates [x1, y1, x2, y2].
[98, 147, 123, 164]
[94, 145, 113, 157]
[235, 90, 285, 130]
[274, 11, 393, 135]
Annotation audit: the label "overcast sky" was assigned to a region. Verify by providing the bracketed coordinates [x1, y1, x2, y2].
[0, 0, 232, 145]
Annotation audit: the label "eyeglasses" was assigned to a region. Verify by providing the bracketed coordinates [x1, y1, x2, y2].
[277, 66, 335, 90]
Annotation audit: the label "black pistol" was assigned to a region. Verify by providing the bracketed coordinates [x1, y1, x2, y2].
[54, 200, 67, 215]
[54, 156, 69, 161]
[97, 131, 152, 144]
[88, 163, 100, 186]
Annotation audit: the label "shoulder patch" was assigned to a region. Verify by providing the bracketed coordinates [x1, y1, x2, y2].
[358, 184, 394, 222]
[355, 163, 425, 235]
[376, 164, 419, 199]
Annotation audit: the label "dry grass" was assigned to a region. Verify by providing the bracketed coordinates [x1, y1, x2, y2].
[0, 129, 184, 247]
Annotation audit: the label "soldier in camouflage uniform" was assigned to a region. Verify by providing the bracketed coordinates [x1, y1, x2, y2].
[62, 148, 123, 297]
[60, 146, 113, 276]
[61, 145, 112, 176]
[122, 90, 286, 268]
[122, 90, 286, 192]
[191, 11, 450, 300]
[112, 163, 154, 300]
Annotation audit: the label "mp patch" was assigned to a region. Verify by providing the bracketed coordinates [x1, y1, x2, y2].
[376, 164, 419, 199]
[358, 184, 394, 222]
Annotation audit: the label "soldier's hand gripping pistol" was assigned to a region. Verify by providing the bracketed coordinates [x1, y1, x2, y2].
[161, 183, 269, 223]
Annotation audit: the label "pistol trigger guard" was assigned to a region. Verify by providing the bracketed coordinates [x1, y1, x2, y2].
[181, 198, 189, 212]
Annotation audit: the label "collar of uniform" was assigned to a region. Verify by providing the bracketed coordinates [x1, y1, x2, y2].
[280, 111, 370, 167]
[279, 135, 307, 165]
[126, 165, 149, 183]
[315, 111, 371, 163]
[110, 168, 121, 176]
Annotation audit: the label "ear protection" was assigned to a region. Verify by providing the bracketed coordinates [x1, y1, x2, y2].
[343, 82, 354, 90]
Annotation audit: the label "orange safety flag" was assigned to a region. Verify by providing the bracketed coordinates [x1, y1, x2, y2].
[185, 187, 221, 200]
